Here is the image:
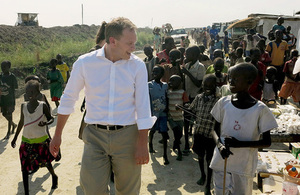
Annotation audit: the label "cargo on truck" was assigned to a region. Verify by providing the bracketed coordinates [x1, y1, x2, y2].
[226, 13, 300, 40]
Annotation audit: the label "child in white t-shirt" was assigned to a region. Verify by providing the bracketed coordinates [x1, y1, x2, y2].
[210, 63, 278, 195]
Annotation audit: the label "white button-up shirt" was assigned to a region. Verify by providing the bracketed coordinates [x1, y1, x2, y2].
[58, 47, 156, 130]
[184, 60, 206, 98]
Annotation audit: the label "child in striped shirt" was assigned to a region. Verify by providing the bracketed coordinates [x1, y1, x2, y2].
[167, 75, 189, 161]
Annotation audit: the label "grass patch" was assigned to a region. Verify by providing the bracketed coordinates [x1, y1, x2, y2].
[0, 25, 154, 68]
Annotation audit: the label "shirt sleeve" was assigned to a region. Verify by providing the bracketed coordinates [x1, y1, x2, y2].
[285, 42, 289, 50]
[64, 64, 69, 71]
[197, 64, 206, 80]
[189, 95, 198, 112]
[258, 104, 278, 134]
[57, 58, 85, 115]
[58, 70, 64, 84]
[210, 97, 223, 123]
[135, 62, 156, 130]
[266, 42, 272, 52]
[206, 65, 213, 74]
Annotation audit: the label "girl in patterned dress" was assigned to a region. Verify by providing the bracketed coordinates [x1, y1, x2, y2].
[11, 80, 57, 195]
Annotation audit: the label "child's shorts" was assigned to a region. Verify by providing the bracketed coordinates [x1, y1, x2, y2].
[1, 105, 15, 117]
[278, 81, 300, 102]
[151, 116, 168, 133]
[192, 134, 215, 158]
[51, 96, 60, 101]
[213, 170, 253, 195]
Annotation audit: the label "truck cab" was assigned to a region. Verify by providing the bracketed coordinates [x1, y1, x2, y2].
[16, 13, 39, 26]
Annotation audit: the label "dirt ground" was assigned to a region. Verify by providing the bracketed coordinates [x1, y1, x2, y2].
[0, 87, 269, 195]
[0, 51, 290, 195]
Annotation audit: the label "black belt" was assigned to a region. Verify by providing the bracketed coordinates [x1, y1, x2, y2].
[93, 124, 125, 130]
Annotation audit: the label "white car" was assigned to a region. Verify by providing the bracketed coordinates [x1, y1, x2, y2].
[170, 28, 187, 45]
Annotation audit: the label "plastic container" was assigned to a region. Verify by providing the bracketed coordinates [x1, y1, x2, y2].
[288, 167, 299, 177]
[286, 164, 294, 171]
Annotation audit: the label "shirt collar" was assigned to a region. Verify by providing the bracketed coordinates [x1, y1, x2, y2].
[96, 44, 135, 62]
[187, 60, 200, 68]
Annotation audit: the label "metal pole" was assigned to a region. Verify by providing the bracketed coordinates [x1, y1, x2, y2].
[82, 4, 83, 25]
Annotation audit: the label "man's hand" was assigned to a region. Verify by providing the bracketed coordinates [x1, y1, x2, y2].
[135, 129, 149, 165]
[80, 104, 85, 112]
[49, 114, 69, 157]
[50, 134, 61, 158]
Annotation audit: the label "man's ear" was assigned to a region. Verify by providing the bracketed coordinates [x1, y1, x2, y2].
[109, 37, 116, 46]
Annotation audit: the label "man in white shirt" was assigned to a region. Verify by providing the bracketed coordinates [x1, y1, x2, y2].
[50, 17, 156, 195]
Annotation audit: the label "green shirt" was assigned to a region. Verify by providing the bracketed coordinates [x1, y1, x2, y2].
[205, 64, 228, 74]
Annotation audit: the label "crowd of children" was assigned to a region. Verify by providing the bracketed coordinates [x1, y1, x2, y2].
[1, 18, 300, 194]
[144, 20, 299, 194]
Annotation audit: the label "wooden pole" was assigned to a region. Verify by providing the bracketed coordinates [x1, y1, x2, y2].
[223, 158, 227, 195]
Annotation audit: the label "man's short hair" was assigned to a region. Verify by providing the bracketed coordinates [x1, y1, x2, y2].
[105, 17, 136, 44]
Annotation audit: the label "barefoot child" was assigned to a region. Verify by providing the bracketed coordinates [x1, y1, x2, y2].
[262, 66, 280, 107]
[235, 47, 244, 65]
[168, 75, 189, 161]
[144, 45, 157, 81]
[11, 80, 57, 195]
[279, 49, 300, 106]
[182, 46, 206, 152]
[24, 75, 61, 161]
[212, 58, 228, 87]
[210, 63, 278, 194]
[189, 74, 219, 195]
[47, 58, 64, 109]
[148, 66, 169, 164]
[56, 54, 70, 85]
[0, 60, 18, 139]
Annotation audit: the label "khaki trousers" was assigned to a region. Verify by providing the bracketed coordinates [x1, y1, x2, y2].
[80, 124, 141, 195]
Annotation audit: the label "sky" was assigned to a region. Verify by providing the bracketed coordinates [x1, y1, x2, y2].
[1, 0, 300, 28]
